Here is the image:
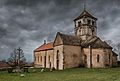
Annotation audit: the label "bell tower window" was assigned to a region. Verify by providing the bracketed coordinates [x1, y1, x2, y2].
[87, 19, 91, 25]
[83, 19, 86, 24]
[92, 21, 95, 26]
[78, 21, 81, 27]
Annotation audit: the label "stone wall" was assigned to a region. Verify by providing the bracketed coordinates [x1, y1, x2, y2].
[83, 48, 113, 68]
[63, 45, 81, 69]
[34, 46, 117, 69]
[53, 45, 63, 70]
[112, 55, 118, 67]
[34, 52, 42, 68]
[34, 50, 54, 68]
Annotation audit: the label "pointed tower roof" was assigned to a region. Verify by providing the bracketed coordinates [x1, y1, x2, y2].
[74, 10, 97, 21]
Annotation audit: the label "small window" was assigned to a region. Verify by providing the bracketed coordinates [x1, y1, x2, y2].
[83, 19, 86, 24]
[109, 54, 110, 62]
[88, 20, 91, 25]
[34, 56, 36, 61]
[48, 55, 50, 62]
[79, 29, 81, 32]
[92, 21, 95, 25]
[78, 21, 81, 27]
[41, 56, 42, 62]
[57, 50, 59, 60]
[38, 56, 39, 62]
[97, 55, 100, 62]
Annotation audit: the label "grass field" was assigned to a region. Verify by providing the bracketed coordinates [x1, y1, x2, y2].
[0, 68, 120, 81]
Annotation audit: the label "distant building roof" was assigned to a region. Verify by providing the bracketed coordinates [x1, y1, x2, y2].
[0, 61, 9, 68]
[74, 10, 97, 21]
[34, 42, 53, 52]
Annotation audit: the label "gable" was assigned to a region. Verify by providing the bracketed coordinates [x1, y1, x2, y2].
[53, 32, 81, 46]
[53, 32, 63, 46]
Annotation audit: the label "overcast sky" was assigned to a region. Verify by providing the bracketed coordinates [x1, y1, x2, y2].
[0, 0, 120, 62]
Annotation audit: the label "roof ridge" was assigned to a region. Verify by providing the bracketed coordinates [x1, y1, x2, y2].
[34, 42, 53, 52]
[74, 10, 97, 21]
[59, 32, 76, 37]
[57, 32, 81, 46]
[89, 37, 99, 46]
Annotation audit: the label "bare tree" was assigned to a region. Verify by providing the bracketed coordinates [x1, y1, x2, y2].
[7, 47, 26, 70]
[114, 43, 120, 60]
[106, 40, 115, 47]
[106, 40, 116, 51]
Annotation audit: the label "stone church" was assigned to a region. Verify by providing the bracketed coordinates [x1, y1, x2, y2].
[34, 9, 118, 70]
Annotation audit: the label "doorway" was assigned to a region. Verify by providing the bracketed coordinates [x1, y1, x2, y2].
[84, 55, 87, 67]
[44, 56, 46, 68]
[56, 50, 59, 69]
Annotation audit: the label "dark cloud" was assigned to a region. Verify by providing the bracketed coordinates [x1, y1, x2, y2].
[0, 0, 120, 62]
[5, 0, 43, 6]
[0, 27, 7, 37]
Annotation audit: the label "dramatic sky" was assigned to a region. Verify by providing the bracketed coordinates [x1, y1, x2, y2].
[0, 0, 120, 62]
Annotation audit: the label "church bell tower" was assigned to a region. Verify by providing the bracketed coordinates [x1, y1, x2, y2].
[74, 9, 97, 40]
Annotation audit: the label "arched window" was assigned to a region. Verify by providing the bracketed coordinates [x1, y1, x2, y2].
[78, 21, 81, 27]
[109, 54, 110, 62]
[38, 56, 39, 62]
[88, 19, 91, 25]
[83, 19, 86, 24]
[48, 55, 50, 62]
[56, 50, 59, 69]
[97, 55, 100, 62]
[92, 21, 95, 26]
[34, 56, 36, 61]
[57, 50, 59, 60]
[41, 56, 42, 62]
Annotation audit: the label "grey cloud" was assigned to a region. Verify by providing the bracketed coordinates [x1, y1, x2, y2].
[0, 0, 120, 61]
[0, 27, 7, 37]
[5, 0, 44, 6]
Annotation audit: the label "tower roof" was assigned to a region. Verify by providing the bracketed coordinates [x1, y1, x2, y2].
[74, 10, 97, 21]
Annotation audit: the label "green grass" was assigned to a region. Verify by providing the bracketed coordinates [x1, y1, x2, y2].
[0, 68, 120, 81]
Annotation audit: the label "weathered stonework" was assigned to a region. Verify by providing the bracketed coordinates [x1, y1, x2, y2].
[63, 45, 81, 69]
[53, 45, 63, 70]
[34, 50, 54, 68]
[34, 9, 118, 70]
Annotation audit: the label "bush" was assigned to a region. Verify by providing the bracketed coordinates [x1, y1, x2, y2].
[23, 67, 29, 73]
[7, 68, 13, 73]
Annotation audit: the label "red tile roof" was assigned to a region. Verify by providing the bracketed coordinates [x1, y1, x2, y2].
[34, 42, 53, 52]
[0, 61, 9, 68]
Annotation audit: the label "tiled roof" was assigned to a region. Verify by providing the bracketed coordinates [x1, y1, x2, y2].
[81, 36, 112, 49]
[35, 33, 112, 52]
[54, 32, 112, 48]
[34, 42, 53, 52]
[0, 61, 9, 68]
[58, 32, 81, 46]
[74, 10, 97, 21]
[112, 51, 118, 56]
